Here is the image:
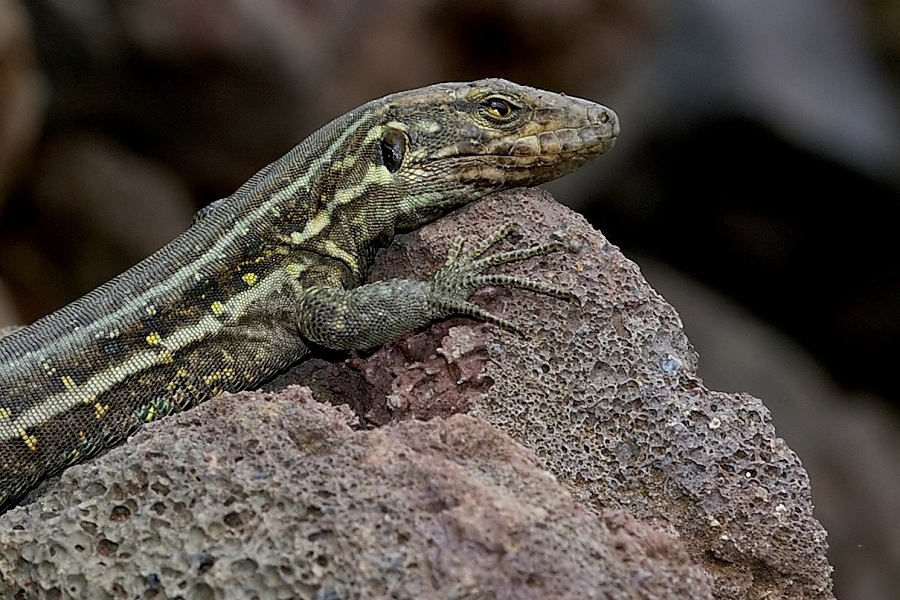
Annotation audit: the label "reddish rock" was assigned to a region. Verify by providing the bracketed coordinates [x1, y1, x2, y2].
[0, 190, 834, 598]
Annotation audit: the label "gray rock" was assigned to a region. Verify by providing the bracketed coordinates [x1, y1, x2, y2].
[0, 189, 833, 598]
[0, 388, 713, 599]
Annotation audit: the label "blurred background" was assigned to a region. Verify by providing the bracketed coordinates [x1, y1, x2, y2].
[1, 0, 898, 596]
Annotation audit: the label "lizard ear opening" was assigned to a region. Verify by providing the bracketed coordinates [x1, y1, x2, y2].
[379, 129, 407, 173]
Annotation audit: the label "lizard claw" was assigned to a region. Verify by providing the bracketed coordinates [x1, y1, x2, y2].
[428, 224, 578, 331]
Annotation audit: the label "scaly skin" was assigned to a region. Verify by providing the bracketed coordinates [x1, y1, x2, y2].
[0, 78, 618, 511]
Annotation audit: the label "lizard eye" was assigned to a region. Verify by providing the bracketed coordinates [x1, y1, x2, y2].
[482, 97, 515, 120]
[379, 129, 406, 173]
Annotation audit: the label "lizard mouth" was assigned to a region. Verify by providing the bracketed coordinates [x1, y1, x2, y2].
[427, 116, 619, 168]
[431, 138, 617, 181]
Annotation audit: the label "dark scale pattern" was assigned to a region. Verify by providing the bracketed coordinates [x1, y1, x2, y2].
[0, 79, 618, 511]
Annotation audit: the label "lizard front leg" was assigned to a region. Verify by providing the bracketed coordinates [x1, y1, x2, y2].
[295, 224, 576, 350]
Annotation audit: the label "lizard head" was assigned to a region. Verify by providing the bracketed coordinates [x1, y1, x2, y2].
[368, 78, 619, 229]
[275, 79, 618, 248]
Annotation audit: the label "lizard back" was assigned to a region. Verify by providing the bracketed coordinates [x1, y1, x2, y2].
[0, 79, 618, 510]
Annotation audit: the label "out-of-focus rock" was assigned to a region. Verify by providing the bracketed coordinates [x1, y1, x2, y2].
[1, 133, 195, 320]
[0, 190, 834, 598]
[0, 0, 43, 203]
[32, 133, 194, 257]
[316, 0, 653, 117]
[28, 0, 331, 192]
[0, 283, 20, 328]
[28, 132, 195, 293]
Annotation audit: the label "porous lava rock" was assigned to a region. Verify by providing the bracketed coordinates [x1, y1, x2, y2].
[0, 189, 833, 598]
[0, 388, 712, 599]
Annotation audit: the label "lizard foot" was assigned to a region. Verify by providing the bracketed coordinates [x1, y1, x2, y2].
[429, 223, 578, 334]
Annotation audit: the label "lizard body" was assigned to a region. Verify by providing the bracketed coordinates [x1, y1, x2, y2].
[0, 79, 617, 511]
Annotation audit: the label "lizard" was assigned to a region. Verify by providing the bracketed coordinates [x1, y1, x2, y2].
[0, 78, 618, 513]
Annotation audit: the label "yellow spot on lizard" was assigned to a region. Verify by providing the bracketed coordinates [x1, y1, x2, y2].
[211, 301, 225, 316]
[242, 272, 258, 286]
[19, 428, 37, 451]
[0, 407, 11, 420]
[146, 331, 162, 346]
[204, 368, 235, 386]
[94, 402, 110, 419]
[158, 350, 174, 364]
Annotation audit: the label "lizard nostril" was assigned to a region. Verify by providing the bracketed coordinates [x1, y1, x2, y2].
[599, 109, 620, 137]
